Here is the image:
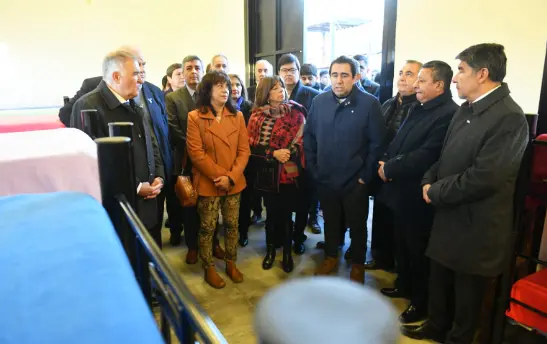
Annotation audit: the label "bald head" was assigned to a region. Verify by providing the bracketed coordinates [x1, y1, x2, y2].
[255, 59, 273, 84]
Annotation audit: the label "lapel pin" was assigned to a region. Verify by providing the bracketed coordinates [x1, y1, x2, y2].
[466, 120, 471, 123]
[148, 98, 153, 104]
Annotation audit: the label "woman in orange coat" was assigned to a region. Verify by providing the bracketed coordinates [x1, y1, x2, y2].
[186, 71, 250, 289]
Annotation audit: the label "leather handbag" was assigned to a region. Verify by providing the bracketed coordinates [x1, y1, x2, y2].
[175, 151, 198, 207]
[252, 154, 281, 193]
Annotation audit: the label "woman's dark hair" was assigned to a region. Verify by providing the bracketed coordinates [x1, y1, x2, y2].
[254, 76, 287, 108]
[228, 74, 248, 100]
[196, 71, 237, 115]
[161, 75, 168, 89]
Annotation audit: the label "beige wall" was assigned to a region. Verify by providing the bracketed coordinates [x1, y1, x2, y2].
[394, 0, 547, 113]
[0, 0, 246, 111]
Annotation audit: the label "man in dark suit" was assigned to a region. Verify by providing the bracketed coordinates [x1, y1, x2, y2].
[402, 44, 529, 343]
[278, 53, 321, 254]
[61, 47, 178, 248]
[377, 61, 458, 324]
[278, 54, 320, 113]
[166, 55, 224, 264]
[354, 54, 380, 98]
[247, 59, 273, 104]
[71, 50, 165, 242]
[300, 63, 323, 92]
[59, 77, 102, 126]
[367, 60, 422, 271]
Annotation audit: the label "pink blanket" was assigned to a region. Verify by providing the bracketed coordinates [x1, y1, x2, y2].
[0, 128, 101, 201]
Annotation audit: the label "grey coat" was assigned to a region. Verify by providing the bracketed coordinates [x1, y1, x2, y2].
[422, 83, 528, 276]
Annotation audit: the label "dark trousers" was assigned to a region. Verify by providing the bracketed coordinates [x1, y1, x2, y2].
[166, 177, 183, 235]
[370, 199, 395, 266]
[264, 184, 297, 251]
[152, 178, 182, 249]
[293, 171, 312, 244]
[428, 260, 489, 344]
[238, 184, 252, 238]
[251, 189, 263, 215]
[392, 203, 433, 308]
[319, 184, 369, 262]
[183, 205, 200, 250]
[308, 186, 320, 219]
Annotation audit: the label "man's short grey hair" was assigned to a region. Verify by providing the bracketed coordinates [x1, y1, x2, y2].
[102, 50, 137, 82]
[406, 60, 423, 69]
[211, 54, 229, 65]
[255, 59, 273, 75]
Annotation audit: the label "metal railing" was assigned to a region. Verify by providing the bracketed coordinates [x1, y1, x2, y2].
[95, 130, 227, 344]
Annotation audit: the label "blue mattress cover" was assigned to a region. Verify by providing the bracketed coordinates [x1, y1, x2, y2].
[0, 192, 163, 344]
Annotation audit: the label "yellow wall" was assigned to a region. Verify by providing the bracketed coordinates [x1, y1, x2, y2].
[0, 0, 246, 111]
[394, 0, 547, 113]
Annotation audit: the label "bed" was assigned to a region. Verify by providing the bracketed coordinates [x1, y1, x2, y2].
[0, 128, 101, 201]
[0, 191, 163, 344]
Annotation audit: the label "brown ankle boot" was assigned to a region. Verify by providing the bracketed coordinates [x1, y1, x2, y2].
[350, 264, 365, 284]
[205, 266, 226, 289]
[213, 244, 225, 260]
[225, 260, 244, 283]
[315, 257, 339, 275]
[185, 249, 198, 265]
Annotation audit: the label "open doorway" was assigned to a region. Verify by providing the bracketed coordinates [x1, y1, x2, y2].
[303, 0, 385, 88]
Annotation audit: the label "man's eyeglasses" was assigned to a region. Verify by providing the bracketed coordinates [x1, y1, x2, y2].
[280, 68, 298, 74]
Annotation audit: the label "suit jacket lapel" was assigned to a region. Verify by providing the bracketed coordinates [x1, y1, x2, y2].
[181, 87, 196, 110]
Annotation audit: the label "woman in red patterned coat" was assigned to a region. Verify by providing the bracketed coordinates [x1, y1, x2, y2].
[247, 76, 306, 273]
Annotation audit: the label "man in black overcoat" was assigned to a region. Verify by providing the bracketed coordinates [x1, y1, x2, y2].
[402, 43, 529, 344]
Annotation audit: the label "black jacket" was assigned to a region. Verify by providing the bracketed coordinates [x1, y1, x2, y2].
[423, 83, 529, 276]
[247, 85, 257, 104]
[239, 99, 253, 125]
[59, 76, 103, 126]
[378, 91, 458, 210]
[290, 80, 320, 113]
[381, 93, 418, 144]
[70, 80, 165, 229]
[304, 86, 386, 192]
[60, 77, 173, 178]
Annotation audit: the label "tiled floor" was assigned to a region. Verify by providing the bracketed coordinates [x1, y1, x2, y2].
[160, 205, 430, 344]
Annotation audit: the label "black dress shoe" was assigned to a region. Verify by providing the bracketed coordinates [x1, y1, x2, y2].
[238, 236, 249, 247]
[401, 322, 446, 343]
[293, 242, 306, 255]
[170, 233, 181, 246]
[380, 287, 406, 298]
[399, 304, 427, 324]
[282, 252, 294, 273]
[262, 245, 276, 270]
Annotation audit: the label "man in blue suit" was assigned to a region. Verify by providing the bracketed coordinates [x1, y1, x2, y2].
[61, 46, 180, 248]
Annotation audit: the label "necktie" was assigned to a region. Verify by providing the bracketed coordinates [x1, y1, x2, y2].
[127, 99, 156, 182]
[192, 92, 198, 103]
